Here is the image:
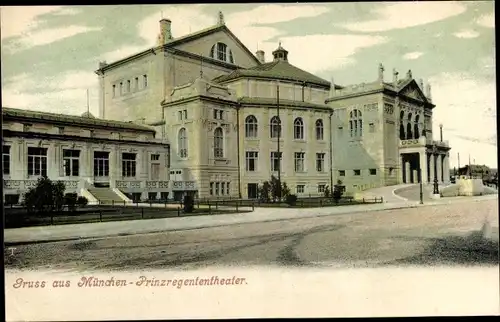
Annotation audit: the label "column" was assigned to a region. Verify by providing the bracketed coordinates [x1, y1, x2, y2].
[399, 155, 405, 184]
[109, 147, 118, 188]
[429, 153, 435, 183]
[443, 153, 450, 183]
[47, 142, 58, 179]
[405, 161, 411, 184]
[419, 151, 427, 184]
[436, 154, 442, 183]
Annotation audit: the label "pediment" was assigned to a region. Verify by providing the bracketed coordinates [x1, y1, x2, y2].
[399, 80, 428, 103]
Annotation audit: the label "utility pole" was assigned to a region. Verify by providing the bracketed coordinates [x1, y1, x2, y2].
[468, 154, 472, 179]
[457, 152, 460, 174]
[419, 167, 424, 204]
[276, 81, 281, 201]
[86, 89, 90, 116]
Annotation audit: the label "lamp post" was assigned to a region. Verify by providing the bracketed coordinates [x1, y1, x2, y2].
[419, 167, 424, 204]
[432, 145, 440, 195]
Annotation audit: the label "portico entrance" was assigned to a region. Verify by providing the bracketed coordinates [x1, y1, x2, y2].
[401, 153, 421, 184]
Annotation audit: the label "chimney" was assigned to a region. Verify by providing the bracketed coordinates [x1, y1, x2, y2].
[425, 83, 432, 100]
[406, 69, 413, 79]
[256, 50, 265, 64]
[392, 68, 399, 85]
[329, 77, 336, 97]
[158, 19, 172, 45]
[217, 11, 225, 25]
[418, 78, 424, 90]
[378, 63, 385, 83]
[99, 61, 107, 69]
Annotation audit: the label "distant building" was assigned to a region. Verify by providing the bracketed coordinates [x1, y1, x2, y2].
[2, 107, 171, 204]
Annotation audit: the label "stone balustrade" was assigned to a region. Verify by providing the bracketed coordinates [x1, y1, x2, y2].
[115, 180, 142, 189]
[3, 179, 79, 191]
[172, 181, 197, 191]
[146, 180, 169, 189]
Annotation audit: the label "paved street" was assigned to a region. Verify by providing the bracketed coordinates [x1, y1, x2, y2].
[5, 198, 498, 271]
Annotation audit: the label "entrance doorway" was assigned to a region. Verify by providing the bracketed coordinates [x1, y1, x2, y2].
[401, 153, 421, 184]
[247, 183, 258, 199]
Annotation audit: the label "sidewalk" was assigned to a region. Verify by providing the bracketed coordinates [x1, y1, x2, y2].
[4, 194, 498, 245]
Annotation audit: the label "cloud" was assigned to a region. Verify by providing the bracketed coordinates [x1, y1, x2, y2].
[428, 72, 497, 167]
[0, 6, 63, 39]
[50, 7, 81, 16]
[453, 29, 480, 39]
[226, 4, 330, 26]
[101, 45, 148, 63]
[341, 2, 467, 32]
[258, 34, 388, 73]
[403, 52, 424, 60]
[476, 13, 494, 28]
[12, 25, 101, 50]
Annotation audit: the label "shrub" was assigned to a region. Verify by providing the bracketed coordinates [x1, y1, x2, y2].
[323, 186, 330, 198]
[285, 194, 298, 206]
[23, 176, 65, 214]
[258, 181, 271, 203]
[183, 195, 195, 213]
[333, 180, 345, 204]
[77, 196, 88, 208]
[4, 194, 20, 206]
[64, 193, 78, 212]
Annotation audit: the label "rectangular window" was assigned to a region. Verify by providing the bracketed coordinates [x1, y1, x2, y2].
[93, 151, 109, 177]
[210, 182, 214, 196]
[215, 182, 220, 196]
[183, 110, 187, 120]
[221, 182, 225, 195]
[143, 75, 148, 88]
[161, 192, 169, 200]
[338, 170, 345, 176]
[127, 80, 131, 92]
[271, 152, 282, 172]
[63, 149, 80, 177]
[178, 111, 183, 121]
[294, 152, 305, 172]
[219, 110, 224, 120]
[112, 85, 116, 97]
[369, 168, 377, 175]
[3, 145, 10, 175]
[151, 154, 160, 161]
[318, 184, 326, 193]
[316, 153, 325, 172]
[213, 109, 218, 120]
[245, 151, 258, 171]
[217, 43, 227, 61]
[226, 182, 230, 195]
[354, 169, 361, 176]
[148, 192, 157, 200]
[122, 153, 137, 177]
[296, 185, 305, 194]
[120, 82, 123, 95]
[369, 122, 375, 133]
[27, 147, 48, 176]
[135, 77, 139, 90]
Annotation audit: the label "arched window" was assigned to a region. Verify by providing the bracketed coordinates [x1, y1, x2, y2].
[214, 127, 224, 158]
[414, 115, 420, 139]
[349, 109, 363, 137]
[178, 128, 188, 158]
[407, 113, 413, 139]
[210, 42, 234, 64]
[270, 116, 281, 138]
[315, 119, 324, 140]
[294, 117, 304, 140]
[245, 115, 258, 138]
[399, 110, 406, 140]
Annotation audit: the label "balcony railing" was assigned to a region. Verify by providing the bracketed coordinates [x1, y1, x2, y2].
[115, 180, 142, 189]
[146, 181, 169, 189]
[172, 181, 197, 191]
[3, 179, 79, 190]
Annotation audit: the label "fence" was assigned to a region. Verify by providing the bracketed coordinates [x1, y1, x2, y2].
[194, 196, 384, 208]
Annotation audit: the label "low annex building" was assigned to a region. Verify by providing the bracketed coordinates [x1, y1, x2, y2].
[2, 107, 172, 204]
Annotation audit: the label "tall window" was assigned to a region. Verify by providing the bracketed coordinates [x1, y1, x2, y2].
[245, 115, 258, 138]
[151, 154, 160, 180]
[217, 42, 227, 61]
[63, 149, 80, 176]
[143, 74, 148, 88]
[213, 109, 224, 120]
[399, 111, 406, 140]
[349, 109, 363, 137]
[407, 113, 413, 139]
[27, 147, 47, 176]
[294, 152, 305, 172]
[296, 185, 305, 194]
[270, 116, 281, 138]
[214, 127, 224, 158]
[122, 153, 136, 177]
[246, 151, 258, 171]
[271, 152, 282, 172]
[316, 153, 325, 172]
[127, 80, 131, 92]
[178, 128, 188, 158]
[414, 115, 420, 139]
[315, 119, 324, 140]
[112, 85, 116, 98]
[119, 82, 123, 95]
[3, 145, 10, 175]
[294, 117, 304, 140]
[93, 151, 109, 177]
[135, 77, 139, 90]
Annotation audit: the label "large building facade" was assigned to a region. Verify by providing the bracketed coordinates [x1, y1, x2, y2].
[93, 12, 452, 199]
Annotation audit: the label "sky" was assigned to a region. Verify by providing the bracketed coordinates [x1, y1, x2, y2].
[0, 2, 497, 168]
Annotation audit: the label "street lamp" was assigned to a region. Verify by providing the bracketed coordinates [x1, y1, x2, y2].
[432, 145, 440, 195]
[419, 167, 424, 204]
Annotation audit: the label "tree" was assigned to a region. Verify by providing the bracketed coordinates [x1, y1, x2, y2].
[281, 182, 290, 199]
[77, 196, 88, 208]
[269, 175, 281, 202]
[285, 194, 298, 206]
[183, 194, 195, 213]
[23, 176, 66, 214]
[64, 193, 78, 212]
[332, 180, 345, 204]
[258, 181, 271, 203]
[324, 185, 330, 198]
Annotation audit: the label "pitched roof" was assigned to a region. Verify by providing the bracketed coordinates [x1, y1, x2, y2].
[214, 59, 332, 88]
[96, 23, 260, 72]
[238, 97, 331, 111]
[2, 107, 155, 133]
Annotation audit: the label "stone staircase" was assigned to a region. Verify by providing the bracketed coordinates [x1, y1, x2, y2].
[88, 187, 125, 205]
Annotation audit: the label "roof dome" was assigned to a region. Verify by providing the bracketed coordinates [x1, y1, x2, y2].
[81, 111, 95, 118]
